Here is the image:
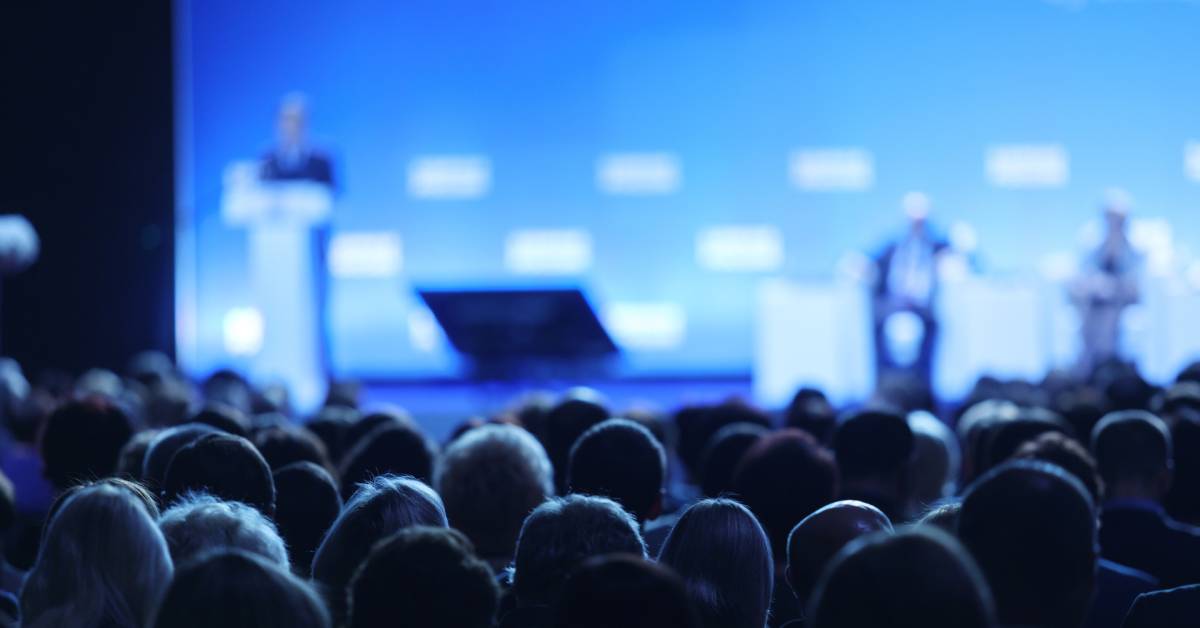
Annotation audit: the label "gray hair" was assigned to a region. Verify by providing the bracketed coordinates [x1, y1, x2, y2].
[159, 493, 289, 569]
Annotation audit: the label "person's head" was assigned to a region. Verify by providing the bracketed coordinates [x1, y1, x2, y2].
[831, 409, 914, 514]
[1165, 409, 1200, 524]
[1013, 432, 1103, 505]
[273, 462, 342, 577]
[338, 422, 436, 498]
[21, 484, 172, 628]
[348, 526, 498, 628]
[785, 500, 893, 609]
[980, 414, 1070, 475]
[253, 425, 334, 474]
[141, 423, 220, 492]
[311, 475, 447, 623]
[1091, 410, 1172, 502]
[676, 401, 772, 483]
[1102, 187, 1132, 233]
[958, 460, 1097, 628]
[698, 422, 768, 498]
[567, 419, 665, 522]
[918, 500, 961, 532]
[152, 549, 329, 628]
[343, 410, 410, 456]
[553, 554, 700, 628]
[512, 494, 646, 608]
[907, 411, 960, 509]
[658, 498, 773, 628]
[188, 403, 250, 438]
[785, 387, 837, 444]
[808, 527, 995, 628]
[41, 477, 161, 540]
[731, 429, 838, 561]
[306, 405, 356, 464]
[902, 191, 931, 229]
[434, 424, 553, 564]
[39, 398, 134, 491]
[545, 396, 611, 493]
[162, 432, 276, 516]
[116, 429, 160, 481]
[158, 493, 288, 569]
[276, 92, 310, 148]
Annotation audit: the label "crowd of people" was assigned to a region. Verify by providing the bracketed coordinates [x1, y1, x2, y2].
[2, 354, 1200, 627]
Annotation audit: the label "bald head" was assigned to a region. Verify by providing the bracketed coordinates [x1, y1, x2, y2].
[785, 500, 893, 605]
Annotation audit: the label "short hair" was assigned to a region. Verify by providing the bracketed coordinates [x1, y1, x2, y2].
[253, 425, 334, 473]
[785, 500, 893, 607]
[273, 462, 342, 577]
[552, 554, 700, 628]
[1091, 410, 1172, 486]
[343, 410, 409, 456]
[306, 406, 357, 464]
[21, 484, 172, 628]
[141, 423, 220, 491]
[785, 387, 837, 444]
[162, 433, 276, 516]
[152, 550, 329, 628]
[545, 397, 611, 493]
[731, 429, 838, 559]
[958, 460, 1097, 628]
[676, 401, 771, 482]
[39, 398, 134, 490]
[907, 411, 960, 507]
[189, 403, 250, 437]
[311, 475, 447, 624]
[116, 429, 160, 481]
[159, 493, 289, 568]
[809, 527, 995, 628]
[567, 419, 665, 521]
[512, 494, 646, 607]
[657, 498, 773, 628]
[348, 527, 498, 628]
[917, 500, 961, 533]
[1013, 431, 1104, 504]
[338, 423, 435, 498]
[434, 424, 553, 562]
[698, 422, 768, 498]
[981, 415, 1070, 475]
[832, 409, 914, 480]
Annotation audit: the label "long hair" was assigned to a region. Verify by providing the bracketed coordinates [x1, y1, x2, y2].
[21, 484, 173, 628]
[658, 498, 774, 628]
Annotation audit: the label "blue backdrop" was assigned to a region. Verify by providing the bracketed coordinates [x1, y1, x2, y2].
[175, 0, 1200, 380]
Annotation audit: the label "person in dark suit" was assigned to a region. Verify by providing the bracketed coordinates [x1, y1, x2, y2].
[260, 93, 335, 187]
[1092, 410, 1200, 587]
[871, 192, 949, 393]
[1122, 584, 1200, 628]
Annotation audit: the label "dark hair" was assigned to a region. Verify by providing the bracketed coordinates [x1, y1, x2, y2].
[273, 462, 342, 577]
[343, 410, 409, 456]
[567, 419, 665, 521]
[162, 433, 276, 516]
[545, 397, 611, 493]
[338, 423, 435, 498]
[676, 401, 771, 482]
[158, 493, 289, 568]
[958, 460, 1097, 628]
[39, 398, 134, 490]
[657, 498, 773, 628]
[698, 422, 767, 498]
[141, 424, 220, 491]
[21, 484, 172, 628]
[1165, 409, 1200, 524]
[980, 415, 1070, 475]
[785, 500, 893, 607]
[731, 429, 838, 559]
[1091, 410, 1171, 487]
[311, 475, 447, 624]
[918, 500, 961, 532]
[253, 425, 334, 474]
[152, 550, 329, 628]
[306, 406, 357, 464]
[513, 494, 646, 608]
[188, 403, 250, 437]
[1012, 431, 1103, 505]
[434, 424, 554, 563]
[809, 527, 995, 628]
[553, 554, 700, 628]
[785, 387, 837, 444]
[116, 430, 160, 481]
[831, 409, 914, 480]
[348, 526, 498, 628]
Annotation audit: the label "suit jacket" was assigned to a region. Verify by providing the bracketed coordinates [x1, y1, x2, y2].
[261, 149, 335, 187]
[1122, 584, 1200, 628]
[1085, 559, 1157, 628]
[1099, 502, 1200, 588]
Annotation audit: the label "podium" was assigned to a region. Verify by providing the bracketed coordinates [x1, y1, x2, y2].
[222, 162, 331, 411]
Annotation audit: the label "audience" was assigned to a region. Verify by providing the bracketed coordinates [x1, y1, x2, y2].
[38, 398, 133, 491]
[552, 554, 700, 628]
[158, 493, 289, 568]
[348, 526, 498, 628]
[272, 461, 342, 577]
[338, 421, 436, 497]
[544, 395, 611, 494]
[831, 408, 915, 522]
[907, 410, 960, 511]
[697, 422, 768, 498]
[161, 432, 276, 516]
[567, 418, 666, 523]
[141, 423, 219, 491]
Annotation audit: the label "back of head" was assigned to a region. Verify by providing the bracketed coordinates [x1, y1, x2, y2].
[1013, 431, 1103, 505]
[158, 493, 289, 569]
[162, 433, 276, 516]
[1166, 409, 1200, 523]
[553, 554, 700, 628]
[306, 405, 356, 463]
[657, 498, 773, 628]
[832, 409, 914, 482]
[253, 425, 334, 473]
[785, 387, 837, 443]
[786, 500, 893, 608]
[513, 494, 646, 608]
[546, 396, 611, 493]
[567, 419, 665, 522]
[1091, 410, 1171, 491]
[809, 527, 995, 628]
[349, 527, 497, 628]
[117, 430, 160, 481]
[698, 422, 768, 498]
[188, 403, 250, 437]
[338, 422, 435, 498]
[676, 401, 772, 483]
[152, 550, 329, 628]
[731, 429, 838, 560]
[981, 414, 1070, 475]
[311, 475, 447, 624]
[21, 484, 172, 628]
[907, 411, 960, 507]
[141, 423, 220, 491]
[273, 462, 342, 577]
[39, 398, 134, 490]
[434, 424, 553, 563]
[958, 460, 1097, 628]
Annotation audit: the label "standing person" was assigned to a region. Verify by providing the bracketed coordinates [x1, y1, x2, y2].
[871, 192, 948, 394]
[1070, 189, 1140, 377]
[260, 93, 335, 186]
